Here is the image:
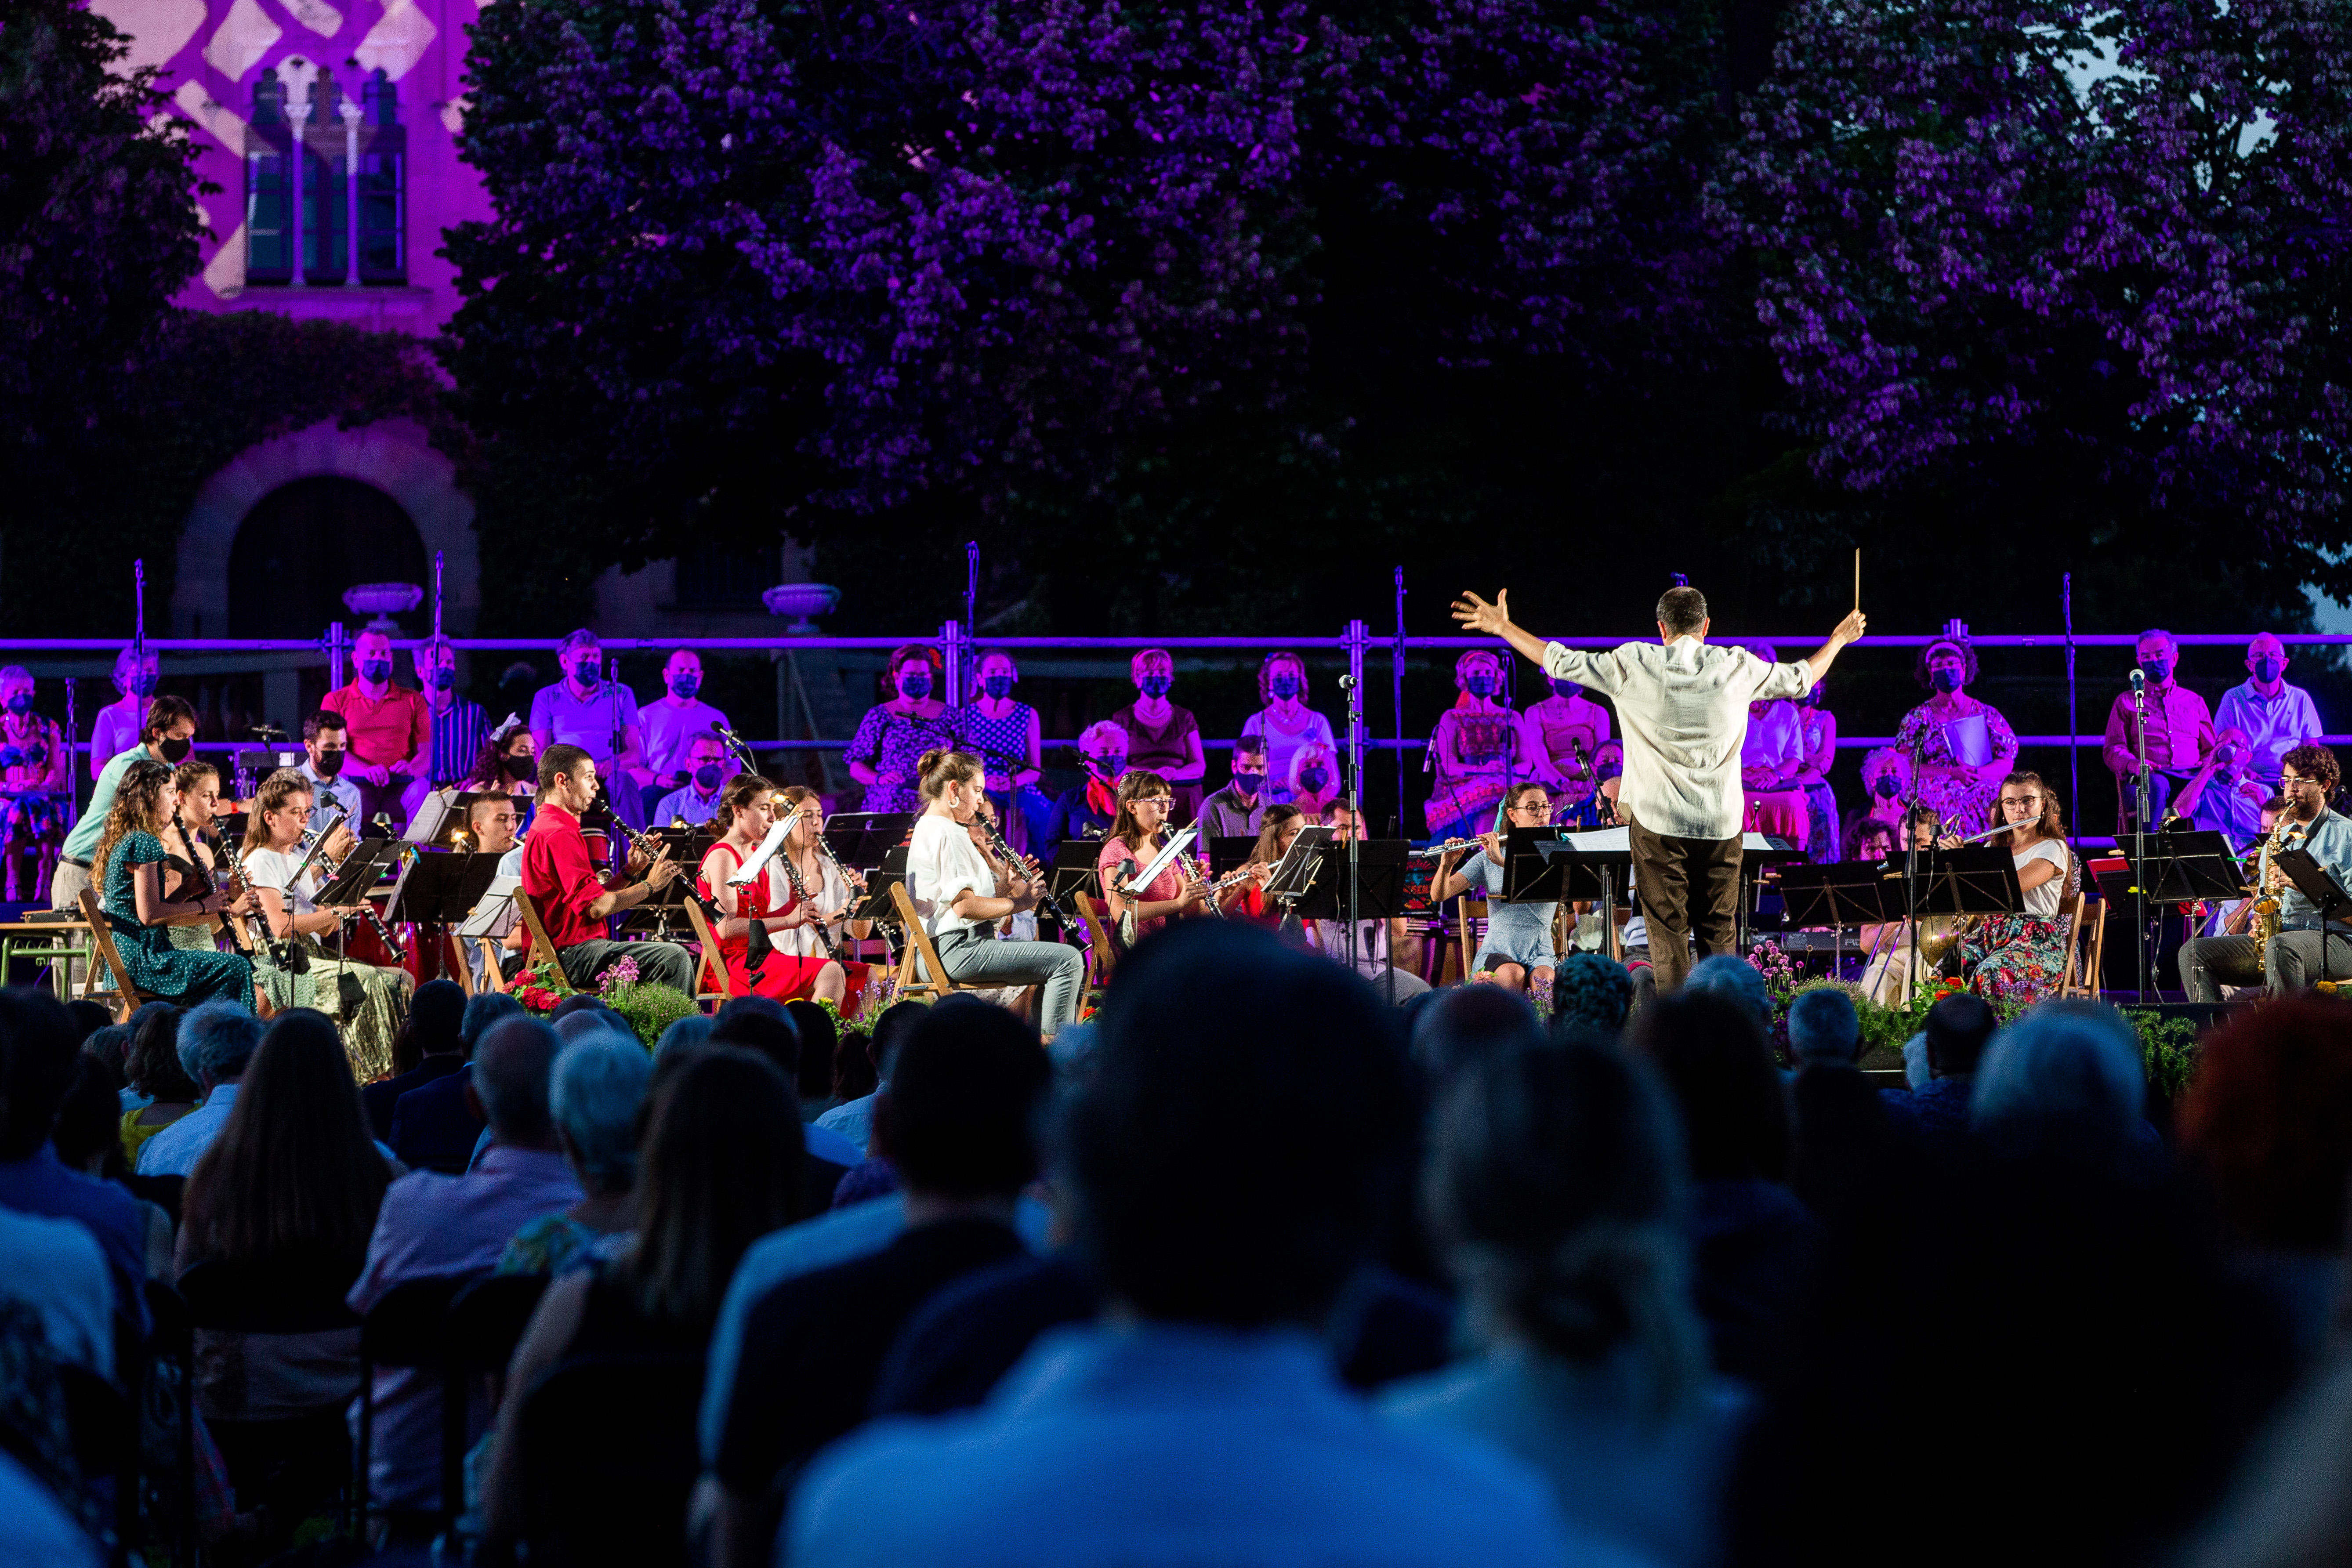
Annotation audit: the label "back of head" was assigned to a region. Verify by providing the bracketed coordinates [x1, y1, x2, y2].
[868, 999, 928, 1080]
[126, 1004, 196, 1101]
[549, 992, 618, 1027]
[1550, 953, 1635, 1038]
[473, 1016, 562, 1146]
[460, 992, 525, 1057]
[555, 1008, 632, 1048]
[53, 1056, 127, 1177]
[81, 1024, 134, 1092]
[1430, 1034, 1703, 1409]
[552, 1035, 654, 1195]
[872, 997, 1051, 1200]
[1656, 585, 1708, 637]
[404, 980, 468, 1061]
[1684, 955, 1772, 1033]
[654, 1014, 714, 1058]
[710, 995, 799, 1082]
[1788, 987, 1862, 1068]
[178, 1000, 265, 1087]
[2178, 995, 2352, 1251]
[627, 1047, 803, 1330]
[185, 1009, 391, 1269]
[1925, 992, 1997, 1077]
[1066, 920, 1417, 1326]
[785, 1000, 838, 1101]
[0, 987, 78, 1159]
[1971, 1000, 2145, 1153]
[65, 999, 113, 1044]
[1634, 989, 1790, 1182]
[1411, 983, 1543, 1086]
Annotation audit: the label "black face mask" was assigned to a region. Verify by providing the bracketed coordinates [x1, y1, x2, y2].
[899, 674, 933, 700]
[157, 735, 192, 764]
[501, 754, 536, 780]
[1873, 775, 1904, 799]
[575, 660, 602, 685]
[2140, 658, 2173, 684]
[359, 659, 393, 684]
[2254, 657, 2283, 682]
[693, 763, 725, 790]
[4, 694, 29, 715]
[426, 667, 456, 691]
[312, 749, 345, 777]
[1930, 669, 1963, 694]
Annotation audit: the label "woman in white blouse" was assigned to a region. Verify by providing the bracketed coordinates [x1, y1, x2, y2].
[905, 748, 1086, 1036]
[1959, 771, 2075, 1004]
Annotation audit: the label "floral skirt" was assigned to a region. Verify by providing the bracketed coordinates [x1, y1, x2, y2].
[1963, 914, 2067, 1005]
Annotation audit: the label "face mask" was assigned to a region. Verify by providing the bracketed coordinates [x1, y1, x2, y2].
[1930, 669, 1962, 693]
[1549, 679, 1581, 701]
[899, 672, 933, 699]
[1298, 767, 1330, 792]
[670, 674, 701, 699]
[359, 658, 392, 683]
[574, 659, 602, 684]
[312, 749, 344, 777]
[1597, 760, 1623, 782]
[983, 675, 1015, 698]
[2140, 657, 2172, 684]
[426, 666, 456, 690]
[2255, 657, 2283, 681]
[501, 754, 535, 780]
[1268, 675, 1301, 700]
[1138, 675, 1172, 698]
[4, 694, 29, 715]
[694, 762, 725, 790]
[129, 674, 158, 697]
[1232, 770, 1264, 795]
[158, 735, 192, 764]
[1464, 674, 1497, 697]
[1873, 775, 1904, 799]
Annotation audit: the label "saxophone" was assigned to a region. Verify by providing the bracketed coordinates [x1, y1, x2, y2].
[2251, 816, 2304, 968]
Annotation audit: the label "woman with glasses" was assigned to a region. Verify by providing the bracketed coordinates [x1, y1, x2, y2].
[1958, 773, 2074, 1004]
[1893, 636, 2018, 835]
[1425, 650, 1524, 842]
[1096, 771, 1213, 950]
[1430, 782, 1558, 998]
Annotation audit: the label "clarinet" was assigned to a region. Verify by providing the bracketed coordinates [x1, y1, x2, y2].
[771, 839, 841, 961]
[978, 812, 1071, 926]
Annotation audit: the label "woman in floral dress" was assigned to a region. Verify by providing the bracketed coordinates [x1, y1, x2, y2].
[1892, 635, 2018, 835]
[846, 645, 958, 815]
[1961, 772, 2075, 1004]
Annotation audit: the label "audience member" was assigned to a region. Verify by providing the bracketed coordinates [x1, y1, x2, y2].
[830, 1027, 878, 1110]
[655, 1014, 714, 1057]
[785, 999, 839, 1116]
[1783, 987, 1903, 1227]
[478, 1047, 804, 1557]
[51, 1055, 173, 1277]
[136, 1001, 266, 1177]
[386, 991, 520, 1174]
[711, 1002, 1052, 1568]
[118, 1002, 196, 1168]
[0, 1202, 113, 1378]
[498, 1035, 651, 1275]
[1970, 999, 2156, 1160]
[1682, 954, 1772, 1035]
[1634, 990, 1818, 1382]
[787, 921, 1580, 1568]
[1884, 991, 1997, 1146]
[348, 1017, 583, 1520]
[1549, 952, 1635, 1036]
[1383, 1034, 1745, 1567]
[362, 979, 468, 1140]
[710, 997, 864, 1173]
[175, 1010, 393, 1539]
[1409, 982, 1544, 1085]
[812, 1000, 925, 1157]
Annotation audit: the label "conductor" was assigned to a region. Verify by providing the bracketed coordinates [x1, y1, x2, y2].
[1453, 583, 1867, 993]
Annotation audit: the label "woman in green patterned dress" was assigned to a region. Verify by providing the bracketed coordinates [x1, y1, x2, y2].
[94, 761, 257, 1007]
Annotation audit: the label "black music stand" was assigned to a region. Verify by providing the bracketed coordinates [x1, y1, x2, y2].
[1293, 842, 1407, 921]
[314, 839, 407, 910]
[2273, 847, 2352, 984]
[1048, 840, 1103, 904]
[382, 850, 507, 928]
[826, 813, 918, 867]
[1207, 836, 1258, 879]
[1263, 826, 1335, 907]
[1495, 826, 1568, 904]
[2116, 829, 2246, 906]
[1911, 845, 2025, 923]
[1776, 862, 1896, 975]
[847, 844, 910, 921]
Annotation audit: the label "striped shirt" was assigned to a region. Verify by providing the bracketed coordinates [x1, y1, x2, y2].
[426, 695, 490, 786]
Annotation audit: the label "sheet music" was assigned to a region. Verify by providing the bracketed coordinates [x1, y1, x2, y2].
[457, 873, 519, 938]
[1941, 713, 1993, 768]
[1564, 828, 1787, 853]
[1129, 826, 1200, 893]
[726, 806, 800, 886]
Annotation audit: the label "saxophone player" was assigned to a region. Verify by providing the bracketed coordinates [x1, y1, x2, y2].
[2181, 745, 2352, 999]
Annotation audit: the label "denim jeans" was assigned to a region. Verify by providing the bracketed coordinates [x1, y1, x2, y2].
[928, 926, 1086, 1036]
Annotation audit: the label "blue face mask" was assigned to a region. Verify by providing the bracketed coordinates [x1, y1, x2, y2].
[670, 674, 701, 699]
[128, 672, 157, 697]
[2140, 657, 2173, 684]
[1549, 678, 1581, 701]
[575, 659, 602, 684]
[694, 762, 724, 790]
[4, 694, 29, 715]
[1930, 668, 1962, 694]
[1297, 767, 1329, 792]
[899, 672, 933, 699]
[2254, 656, 2283, 682]
[359, 658, 393, 684]
[1873, 775, 1904, 799]
[426, 666, 456, 691]
[1138, 674, 1173, 698]
[1268, 675, 1301, 700]
[983, 675, 1015, 698]
[1232, 769, 1264, 795]
[1464, 674, 1497, 697]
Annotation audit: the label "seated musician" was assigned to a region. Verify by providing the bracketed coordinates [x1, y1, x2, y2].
[162, 760, 250, 961]
[695, 775, 848, 1003]
[243, 768, 416, 1083]
[521, 743, 694, 993]
[1220, 805, 1302, 928]
[1308, 800, 1428, 998]
[297, 710, 366, 826]
[92, 760, 256, 1008]
[1429, 781, 1558, 998]
[468, 791, 524, 869]
[652, 734, 732, 827]
[0, 666, 68, 902]
[1095, 771, 1213, 952]
[905, 748, 1085, 1036]
[2182, 744, 2352, 999]
[770, 785, 872, 980]
[1957, 773, 2076, 1005]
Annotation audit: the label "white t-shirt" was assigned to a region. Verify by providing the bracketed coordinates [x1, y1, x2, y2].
[2014, 839, 2069, 920]
[1542, 639, 1813, 840]
[639, 697, 732, 784]
[907, 814, 998, 939]
[1242, 708, 1337, 800]
[243, 846, 323, 916]
[776, 855, 856, 958]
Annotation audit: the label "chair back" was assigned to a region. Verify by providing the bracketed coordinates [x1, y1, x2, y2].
[446, 1274, 552, 1377]
[77, 887, 145, 1021]
[122, 1173, 185, 1227]
[679, 898, 734, 1004]
[518, 1350, 706, 1568]
[1073, 891, 1117, 985]
[511, 892, 571, 988]
[356, 1273, 474, 1538]
[179, 1257, 363, 1335]
[888, 881, 964, 1000]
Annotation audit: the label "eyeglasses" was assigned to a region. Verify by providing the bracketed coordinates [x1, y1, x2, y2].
[2001, 795, 2043, 810]
[1135, 796, 1175, 811]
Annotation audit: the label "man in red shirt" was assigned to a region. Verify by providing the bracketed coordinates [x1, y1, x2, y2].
[324, 629, 431, 830]
[521, 743, 694, 991]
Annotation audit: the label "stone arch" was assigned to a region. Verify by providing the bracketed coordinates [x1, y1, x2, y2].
[173, 418, 477, 637]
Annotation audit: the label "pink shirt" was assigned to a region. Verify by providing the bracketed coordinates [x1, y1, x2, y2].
[2102, 684, 2214, 776]
[1098, 837, 1185, 942]
[347, 1146, 582, 1507]
[322, 681, 431, 768]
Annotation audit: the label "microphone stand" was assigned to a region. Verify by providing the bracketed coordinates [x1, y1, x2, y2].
[2133, 671, 2151, 1001]
[1341, 671, 1379, 1001]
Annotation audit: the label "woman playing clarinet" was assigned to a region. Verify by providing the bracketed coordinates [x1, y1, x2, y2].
[695, 776, 848, 1003]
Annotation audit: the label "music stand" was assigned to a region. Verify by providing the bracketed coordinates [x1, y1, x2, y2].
[826, 813, 918, 868]
[847, 845, 910, 921]
[1497, 826, 1568, 904]
[1049, 840, 1103, 904]
[403, 790, 474, 847]
[1263, 826, 1335, 905]
[314, 839, 408, 910]
[2116, 829, 2246, 906]
[1911, 845, 2025, 922]
[1292, 841, 1407, 921]
[382, 850, 507, 928]
[2273, 847, 2352, 984]
[1776, 862, 1896, 975]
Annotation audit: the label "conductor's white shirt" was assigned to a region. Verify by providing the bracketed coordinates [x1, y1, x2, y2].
[1542, 638, 1814, 840]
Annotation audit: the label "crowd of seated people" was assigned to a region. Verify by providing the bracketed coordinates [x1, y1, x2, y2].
[8, 916, 2352, 1568]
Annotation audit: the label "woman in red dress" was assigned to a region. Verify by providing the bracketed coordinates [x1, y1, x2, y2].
[1222, 804, 1302, 927]
[694, 776, 848, 1003]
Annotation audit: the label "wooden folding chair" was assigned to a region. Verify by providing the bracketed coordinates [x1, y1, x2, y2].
[888, 882, 968, 1002]
[511, 892, 572, 994]
[1072, 891, 1117, 1010]
[1440, 895, 1487, 985]
[77, 889, 146, 1022]
[2055, 890, 2106, 999]
[679, 898, 735, 1007]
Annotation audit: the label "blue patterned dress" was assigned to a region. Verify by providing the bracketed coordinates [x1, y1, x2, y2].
[954, 701, 1053, 851]
[101, 830, 254, 1005]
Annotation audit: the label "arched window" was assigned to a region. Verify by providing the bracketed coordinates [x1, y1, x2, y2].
[358, 69, 406, 284]
[242, 65, 406, 286]
[244, 69, 292, 283]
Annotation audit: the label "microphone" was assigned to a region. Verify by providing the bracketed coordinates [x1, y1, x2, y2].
[2130, 668, 2146, 693]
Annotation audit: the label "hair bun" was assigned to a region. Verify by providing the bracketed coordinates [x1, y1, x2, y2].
[916, 748, 951, 778]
